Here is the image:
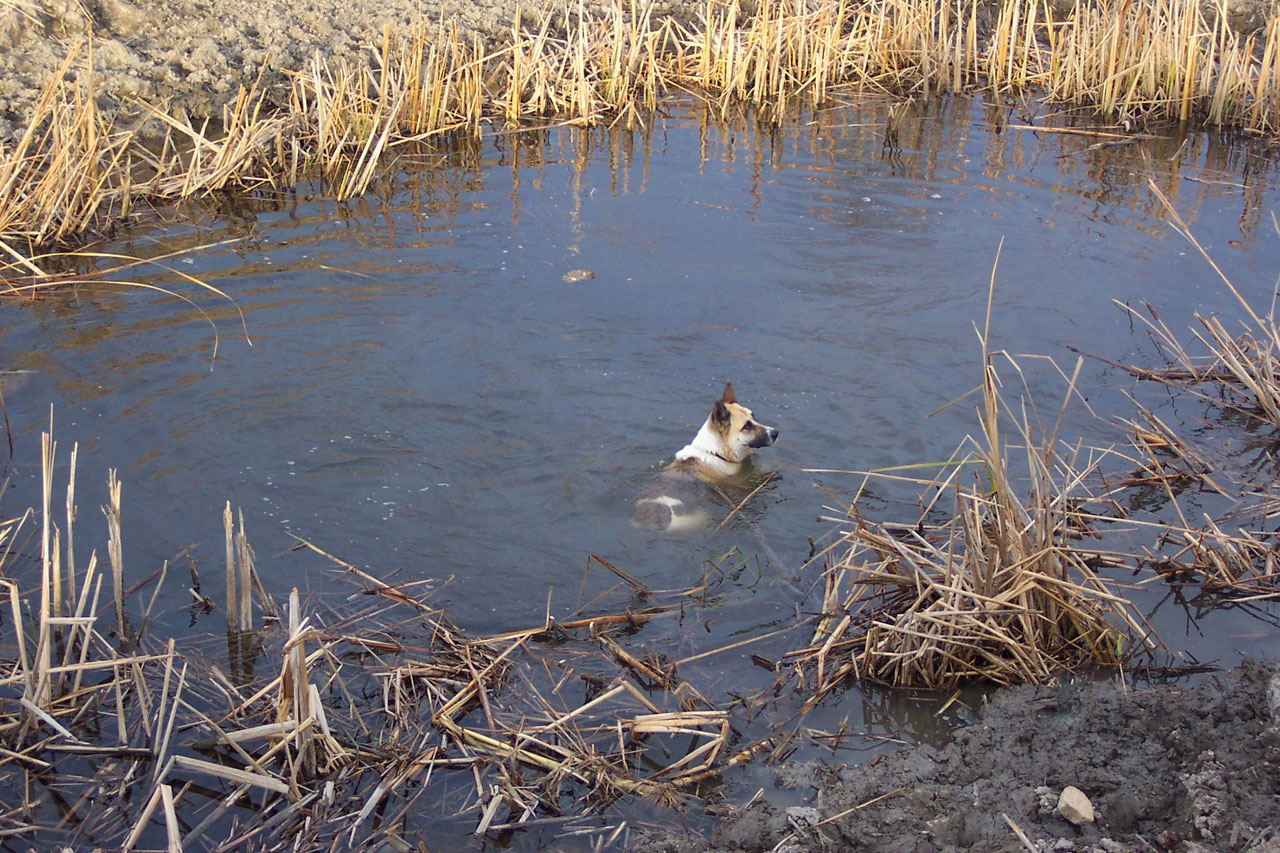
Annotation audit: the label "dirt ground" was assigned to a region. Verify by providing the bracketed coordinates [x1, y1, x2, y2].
[0, 0, 704, 143]
[1, 0, 1276, 143]
[650, 660, 1280, 853]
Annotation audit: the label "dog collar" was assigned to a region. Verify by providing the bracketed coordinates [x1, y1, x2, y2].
[677, 448, 734, 465]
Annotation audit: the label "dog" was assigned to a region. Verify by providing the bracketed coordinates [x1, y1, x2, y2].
[633, 381, 779, 532]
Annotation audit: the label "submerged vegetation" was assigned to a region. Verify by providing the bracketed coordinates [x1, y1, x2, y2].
[1, 0, 1280, 253]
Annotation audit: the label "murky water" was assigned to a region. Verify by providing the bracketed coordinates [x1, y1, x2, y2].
[3, 94, 1280, 842]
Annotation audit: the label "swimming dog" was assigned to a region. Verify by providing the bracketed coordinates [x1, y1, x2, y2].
[634, 381, 779, 532]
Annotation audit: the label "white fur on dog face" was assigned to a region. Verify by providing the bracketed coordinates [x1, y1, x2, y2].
[676, 381, 779, 477]
[710, 397, 779, 463]
[637, 381, 780, 531]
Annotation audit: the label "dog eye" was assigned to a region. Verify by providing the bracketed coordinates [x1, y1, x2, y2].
[742, 422, 754, 430]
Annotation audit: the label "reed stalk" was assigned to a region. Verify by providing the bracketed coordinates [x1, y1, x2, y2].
[0, 403, 1270, 845]
[104, 468, 125, 642]
[224, 501, 236, 631]
[3, 0, 1278, 256]
[797, 255, 1162, 692]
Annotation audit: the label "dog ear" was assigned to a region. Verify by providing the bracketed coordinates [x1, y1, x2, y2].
[711, 398, 733, 431]
[721, 381, 736, 404]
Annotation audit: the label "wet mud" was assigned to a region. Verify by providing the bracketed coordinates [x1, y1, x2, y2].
[649, 661, 1280, 852]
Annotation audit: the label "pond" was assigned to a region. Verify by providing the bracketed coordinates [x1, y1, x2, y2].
[2, 93, 1279, 842]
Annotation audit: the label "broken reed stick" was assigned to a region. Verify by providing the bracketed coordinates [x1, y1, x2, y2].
[224, 501, 236, 630]
[237, 509, 252, 631]
[714, 470, 775, 531]
[281, 588, 315, 778]
[481, 607, 667, 644]
[123, 784, 166, 853]
[587, 553, 650, 596]
[222, 502, 280, 631]
[160, 783, 181, 852]
[152, 644, 187, 785]
[170, 754, 291, 794]
[65, 443, 77, 612]
[5, 0, 1279, 256]
[38, 429, 54, 707]
[598, 633, 672, 687]
[290, 533, 436, 611]
[105, 467, 125, 641]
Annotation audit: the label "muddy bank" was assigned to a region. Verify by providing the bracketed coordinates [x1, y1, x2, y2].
[1, 0, 1275, 144]
[0, 0, 699, 143]
[648, 660, 1280, 853]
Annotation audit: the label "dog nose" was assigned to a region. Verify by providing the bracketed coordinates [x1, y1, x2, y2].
[768, 427, 779, 441]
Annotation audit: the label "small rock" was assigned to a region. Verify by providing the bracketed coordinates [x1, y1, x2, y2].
[785, 806, 821, 829]
[98, 0, 149, 37]
[1058, 786, 1095, 825]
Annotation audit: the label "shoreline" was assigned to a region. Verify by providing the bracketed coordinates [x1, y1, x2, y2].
[1, 0, 1276, 145]
[649, 660, 1280, 852]
[3, 0, 1279, 250]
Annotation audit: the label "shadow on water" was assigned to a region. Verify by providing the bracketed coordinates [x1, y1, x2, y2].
[2, 93, 1280, 846]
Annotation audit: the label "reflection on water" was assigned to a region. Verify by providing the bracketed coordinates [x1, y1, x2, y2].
[2, 93, 1280, 838]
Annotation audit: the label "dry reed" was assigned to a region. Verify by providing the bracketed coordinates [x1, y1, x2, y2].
[794, 256, 1163, 693]
[1091, 193, 1280, 601]
[2, 0, 1278, 255]
[0, 429, 815, 847]
[1117, 192, 1280, 433]
[796, 364, 1159, 691]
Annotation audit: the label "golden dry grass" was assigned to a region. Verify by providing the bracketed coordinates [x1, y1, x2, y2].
[1, 0, 1278, 253]
[794, 256, 1162, 693]
[0, 431, 804, 845]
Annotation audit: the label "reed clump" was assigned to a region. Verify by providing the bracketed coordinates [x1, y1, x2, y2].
[795, 327, 1158, 693]
[1119, 189, 1280, 432]
[1044, 0, 1280, 129]
[3, 0, 1280, 253]
[794, 207, 1280, 692]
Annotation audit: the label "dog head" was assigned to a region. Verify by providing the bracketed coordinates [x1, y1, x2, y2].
[706, 381, 779, 463]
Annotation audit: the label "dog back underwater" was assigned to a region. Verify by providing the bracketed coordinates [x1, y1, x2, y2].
[633, 381, 779, 532]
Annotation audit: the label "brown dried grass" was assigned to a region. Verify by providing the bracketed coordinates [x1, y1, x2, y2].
[799, 392, 1156, 692]
[3, 0, 1279, 253]
[793, 252, 1163, 694]
[0, 431, 810, 846]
